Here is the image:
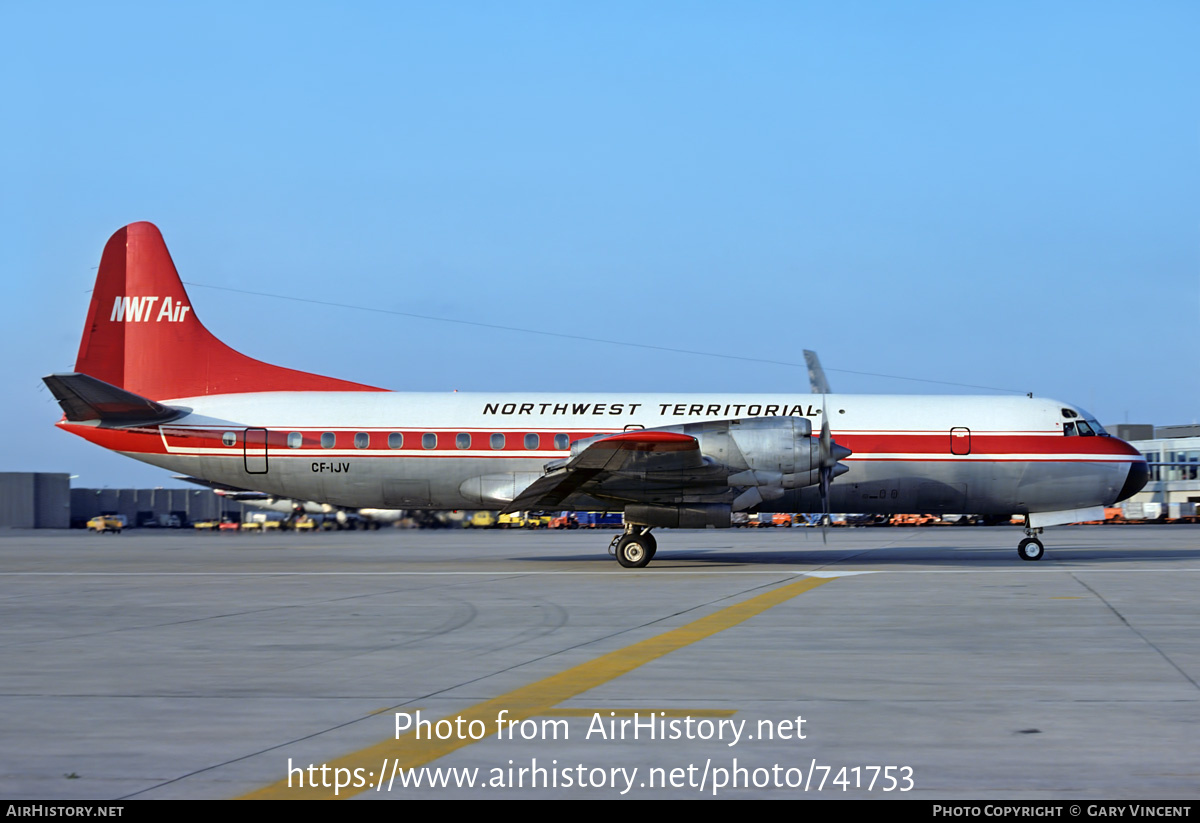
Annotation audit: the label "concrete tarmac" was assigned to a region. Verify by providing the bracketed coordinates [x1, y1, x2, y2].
[2, 525, 1197, 800]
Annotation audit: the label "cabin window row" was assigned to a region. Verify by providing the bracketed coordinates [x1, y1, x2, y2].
[223, 431, 572, 450]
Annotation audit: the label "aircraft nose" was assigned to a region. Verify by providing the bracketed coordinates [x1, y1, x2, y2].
[1114, 459, 1149, 504]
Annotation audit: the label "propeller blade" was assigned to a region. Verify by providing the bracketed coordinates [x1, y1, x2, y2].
[819, 415, 833, 465]
[819, 465, 830, 544]
[819, 403, 831, 543]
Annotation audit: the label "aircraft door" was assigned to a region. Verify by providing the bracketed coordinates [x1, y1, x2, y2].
[244, 428, 269, 474]
[950, 427, 971, 456]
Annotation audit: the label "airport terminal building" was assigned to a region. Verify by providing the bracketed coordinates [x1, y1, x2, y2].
[1119, 424, 1200, 514]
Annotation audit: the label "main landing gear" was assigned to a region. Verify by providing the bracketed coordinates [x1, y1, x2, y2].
[610, 525, 657, 569]
[1018, 526, 1045, 561]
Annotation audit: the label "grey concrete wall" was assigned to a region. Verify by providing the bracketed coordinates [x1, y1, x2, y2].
[0, 474, 36, 528]
[0, 473, 70, 528]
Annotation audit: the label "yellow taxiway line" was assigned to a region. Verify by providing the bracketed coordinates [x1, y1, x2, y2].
[241, 575, 833, 799]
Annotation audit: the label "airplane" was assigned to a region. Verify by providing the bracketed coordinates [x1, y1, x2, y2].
[44, 222, 1149, 568]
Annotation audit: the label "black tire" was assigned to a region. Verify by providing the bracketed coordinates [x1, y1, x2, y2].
[615, 534, 654, 568]
[1018, 537, 1044, 561]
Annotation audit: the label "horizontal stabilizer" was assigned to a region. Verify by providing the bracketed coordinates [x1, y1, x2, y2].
[43, 372, 184, 425]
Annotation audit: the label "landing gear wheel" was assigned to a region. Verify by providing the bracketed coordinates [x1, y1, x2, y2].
[1018, 537, 1044, 561]
[615, 534, 654, 568]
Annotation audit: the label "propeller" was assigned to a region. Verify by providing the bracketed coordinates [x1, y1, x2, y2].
[816, 401, 852, 544]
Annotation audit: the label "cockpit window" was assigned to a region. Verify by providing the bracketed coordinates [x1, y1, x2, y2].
[1062, 406, 1109, 437]
[1064, 419, 1106, 437]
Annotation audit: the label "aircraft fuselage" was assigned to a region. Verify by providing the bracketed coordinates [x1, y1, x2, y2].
[61, 390, 1144, 517]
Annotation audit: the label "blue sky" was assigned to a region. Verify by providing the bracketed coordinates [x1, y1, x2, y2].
[3, 2, 1196, 488]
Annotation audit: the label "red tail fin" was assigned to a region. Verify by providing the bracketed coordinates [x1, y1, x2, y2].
[73, 222, 385, 399]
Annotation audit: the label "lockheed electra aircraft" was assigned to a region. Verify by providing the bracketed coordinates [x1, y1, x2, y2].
[45, 223, 1149, 567]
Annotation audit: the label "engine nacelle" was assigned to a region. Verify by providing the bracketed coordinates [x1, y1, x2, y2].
[648, 416, 851, 513]
[562, 415, 849, 493]
[625, 503, 732, 529]
[678, 416, 821, 487]
[553, 416, 851, 517]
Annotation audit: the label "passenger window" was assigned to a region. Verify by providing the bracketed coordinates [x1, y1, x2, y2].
[355, 432, 370, 449]
[490, 433, 505, 450]
[287, 432, 302, 449]
[321, 432, 335, 449]
[388, 432, 403, 449]
[222, 432, 236, 447]
[554, 433, 569, 450]
[524, 433, 539, 450]
[422, 432, 437, 450]
[456, 433, 471, 449]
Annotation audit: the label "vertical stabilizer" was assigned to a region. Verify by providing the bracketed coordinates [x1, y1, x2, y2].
[73, 223, 385, 399]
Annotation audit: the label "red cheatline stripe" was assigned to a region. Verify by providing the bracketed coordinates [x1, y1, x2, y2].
[62, 424, 1142, 459]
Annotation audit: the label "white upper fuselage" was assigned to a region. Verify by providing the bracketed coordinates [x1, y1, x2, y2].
[164, 390, 1072, 434]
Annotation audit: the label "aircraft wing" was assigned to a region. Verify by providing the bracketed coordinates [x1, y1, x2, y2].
[503, 430, 711, 512]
